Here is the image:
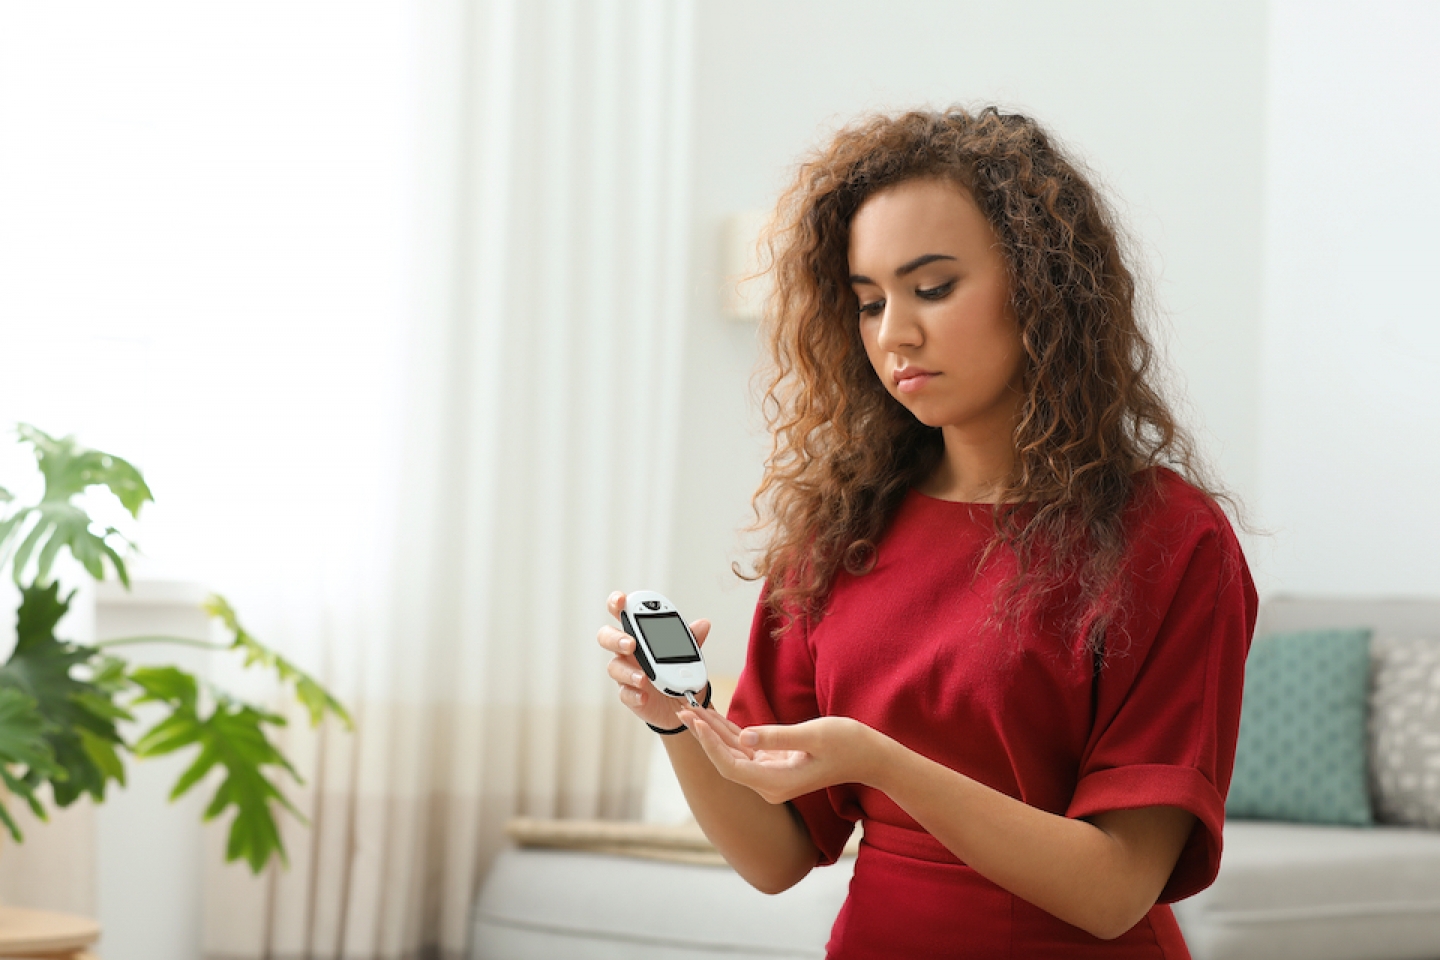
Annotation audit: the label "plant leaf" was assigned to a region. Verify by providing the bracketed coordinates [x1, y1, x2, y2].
[132, 709, 203, 757]
[78, 727, 127, 787]
[17, 424, 154, 517]
[9, 515, 50, 585]
[12, 579, 71, 656]
[2, 764, 50, 818]
[169, 742, 221, 801]
[204, 594, 353, 731]
[5, 426, 151, 585]
[129, 665, 199, 710]
[134, 680, 306, 874]
[9, 502, 134, 586]
[0, 686, 60, 842]
[87, 654, 132, 697]
[0, 688, 59, 772]
[0, 508, 33, 567]
[0, 794, 22, 843]
[0, 583, 128, 807]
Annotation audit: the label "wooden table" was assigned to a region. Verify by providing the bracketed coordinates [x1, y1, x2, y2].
[0, 905, 99, 959]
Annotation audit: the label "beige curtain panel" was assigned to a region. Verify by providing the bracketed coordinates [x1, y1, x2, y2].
[201, 1, 695, 956]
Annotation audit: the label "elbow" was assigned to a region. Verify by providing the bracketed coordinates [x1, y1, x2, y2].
[1082, 920, 1135, 942]
[747, 874, 803, 896]
[741, 863, 811, 895]
[1075, 897, 1159, 941]
[736, 855, 814, 896]
[730, 829, 819, 895]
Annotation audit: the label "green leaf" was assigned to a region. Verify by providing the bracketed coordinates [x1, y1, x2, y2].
[9, 517, 48, 585]
[78, 727, 127, 787]
[1, 763, 50, 817]
[5, 425, 151, 586]
[13, 580, 71, 655]
[0, 508, 32, 565]
[203, 777, 233, 820]
[129, 665, 200, 710]
[0, 485, 12, 503]
[87, 654, 132, 697]
[134, 677, 306, 873]
[169, 742, 221, 801]
[132, 710, 203, 757]
[204, 594, 353, 731]
[17, 424, 154, 517]
[0, 583, 128, 807]
[72, 689, 134, 730]
[8, 502, 134, 587]
[0, 687, 59, 772]
[0, 798, 21, 843]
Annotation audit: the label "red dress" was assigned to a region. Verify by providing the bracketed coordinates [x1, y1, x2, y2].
[727, 469, 1257, 958]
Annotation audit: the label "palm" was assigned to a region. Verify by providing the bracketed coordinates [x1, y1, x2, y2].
[751, 748, 810, 769]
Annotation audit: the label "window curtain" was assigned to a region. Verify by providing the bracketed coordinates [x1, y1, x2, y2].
[201, 1, 697, 959]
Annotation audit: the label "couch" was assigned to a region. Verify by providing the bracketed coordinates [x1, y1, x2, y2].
[1170, 595, 1440, 960]
[471, 596, 1440, 959]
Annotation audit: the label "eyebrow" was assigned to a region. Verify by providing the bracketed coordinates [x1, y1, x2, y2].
[849, 253, 956, 286]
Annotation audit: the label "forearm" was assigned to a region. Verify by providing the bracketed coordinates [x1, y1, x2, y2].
[857, 729, 1190, 939]
[663, 730, 819, 894]
[596, 601, 817, 891]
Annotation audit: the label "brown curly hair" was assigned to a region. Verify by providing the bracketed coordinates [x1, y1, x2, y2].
[747, 106, 1227, 649]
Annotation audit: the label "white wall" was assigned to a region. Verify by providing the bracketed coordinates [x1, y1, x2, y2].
[670, 0, 1269, 675]
[1256, 0, 1440, 597]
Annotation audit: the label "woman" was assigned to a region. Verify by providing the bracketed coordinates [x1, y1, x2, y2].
[598, 107, 1256, 958]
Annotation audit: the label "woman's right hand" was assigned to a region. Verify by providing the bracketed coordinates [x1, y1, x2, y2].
[597, 590, 711, 732]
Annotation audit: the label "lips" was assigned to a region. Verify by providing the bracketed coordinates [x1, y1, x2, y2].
[893, 366, 938, 394]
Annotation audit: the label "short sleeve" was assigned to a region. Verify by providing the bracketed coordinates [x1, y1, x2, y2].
[726, 590, 857, 865]
[1065, 510, 1258, 902]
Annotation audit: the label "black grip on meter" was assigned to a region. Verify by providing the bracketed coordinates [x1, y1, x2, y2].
[620, 611, 656, 680]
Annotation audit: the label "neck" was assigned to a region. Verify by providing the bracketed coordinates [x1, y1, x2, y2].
[920, 425, 1017, 503]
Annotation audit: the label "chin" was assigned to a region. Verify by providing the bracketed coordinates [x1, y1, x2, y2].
[896, 402, 948, 429]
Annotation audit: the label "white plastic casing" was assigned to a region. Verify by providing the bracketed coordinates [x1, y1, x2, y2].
[621, 590, 707, 700]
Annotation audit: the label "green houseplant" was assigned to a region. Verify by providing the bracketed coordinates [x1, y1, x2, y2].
[0, 424, 350, 872]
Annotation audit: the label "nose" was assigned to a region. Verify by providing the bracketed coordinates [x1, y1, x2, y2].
[874, 299, 922, 353]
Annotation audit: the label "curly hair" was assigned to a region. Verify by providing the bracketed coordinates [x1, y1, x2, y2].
[746, 106, 1227, 650]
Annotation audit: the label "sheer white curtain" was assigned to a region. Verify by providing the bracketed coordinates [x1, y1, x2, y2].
[203, 1, 697, 958]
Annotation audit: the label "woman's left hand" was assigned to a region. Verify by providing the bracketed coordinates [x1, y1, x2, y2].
[678, 707, 879, 805]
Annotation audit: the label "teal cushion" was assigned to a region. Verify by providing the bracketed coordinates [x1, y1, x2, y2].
[1227, 628, 1374, 826]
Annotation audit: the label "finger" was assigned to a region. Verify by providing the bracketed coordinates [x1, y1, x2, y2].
[705, 707, 745, 739]
[692, 709, 753, 757]
[738, 724, 807, 751]
[680, 710, 750, 764]
[689, 618, 711, 647]
[682, 714, 799, 802]
[607, 591, 627, 618]
[596, 624, 635, 656]
[606, 655, 646, 689]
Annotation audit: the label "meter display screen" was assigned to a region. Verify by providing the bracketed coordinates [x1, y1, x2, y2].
[637, 612, 699, 662]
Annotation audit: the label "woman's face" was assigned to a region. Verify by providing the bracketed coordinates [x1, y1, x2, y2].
[848, 178, 1025, 442]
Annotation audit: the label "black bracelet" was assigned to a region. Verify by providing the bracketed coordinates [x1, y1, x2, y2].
[647, 684, 713, 735]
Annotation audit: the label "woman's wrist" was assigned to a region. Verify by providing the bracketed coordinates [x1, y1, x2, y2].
[647, 684, 712, 734]
[846, 717, 898, 791]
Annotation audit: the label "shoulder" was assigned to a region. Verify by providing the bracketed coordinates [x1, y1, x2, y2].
[1112, 467, 1255, 649]
[1126, 467, 1237, 551]
[1118, 467, 1251, 620]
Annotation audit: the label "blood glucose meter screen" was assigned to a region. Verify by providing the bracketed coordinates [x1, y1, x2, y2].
[639, 613, 698, 662]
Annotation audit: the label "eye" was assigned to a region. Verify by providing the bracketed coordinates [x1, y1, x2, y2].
[916, 280, 955, 301]
[857, 298, 885, 319]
